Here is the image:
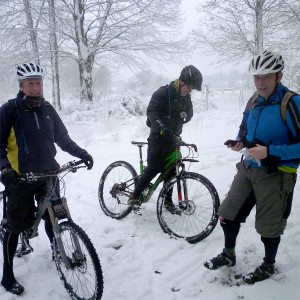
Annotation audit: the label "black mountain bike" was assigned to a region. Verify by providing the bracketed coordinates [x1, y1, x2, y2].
[98, 136, 220, 244]
[0, 160, 103, 300]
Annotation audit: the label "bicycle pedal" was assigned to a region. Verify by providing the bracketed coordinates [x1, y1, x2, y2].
[133, 207, 142, 215]
[16, 247, 33, 257]
[0, 229, 5, 243]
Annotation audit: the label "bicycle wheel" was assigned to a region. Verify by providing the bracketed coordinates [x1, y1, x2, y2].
[157, 172, 220, 244]
[53, 221, 103, 300]
[98, 161, 137, 219]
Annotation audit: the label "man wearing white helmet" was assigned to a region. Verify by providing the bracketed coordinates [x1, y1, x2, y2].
[204, 50, 300, 284]
[0, 62, 94, 295]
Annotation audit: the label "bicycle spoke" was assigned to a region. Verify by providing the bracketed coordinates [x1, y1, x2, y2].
[99, 161, 137, 219]
[157, 172, 220, 243]
[54, 221, 103, 300]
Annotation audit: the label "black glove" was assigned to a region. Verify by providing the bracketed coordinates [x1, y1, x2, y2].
[191, 144, 198, 152]
[159, 127, 173, 138]
[81, 153, 94, 170]
[1, 166, 18, 188]
[261, 151, 281, 174]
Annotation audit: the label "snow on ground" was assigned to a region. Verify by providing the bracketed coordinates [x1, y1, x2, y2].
[0, 90, 299, 300]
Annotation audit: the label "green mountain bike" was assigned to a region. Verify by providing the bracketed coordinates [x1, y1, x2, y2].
[98, 136, 220, 244]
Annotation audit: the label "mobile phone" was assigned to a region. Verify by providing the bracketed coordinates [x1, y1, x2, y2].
[224, 139, 238, 146]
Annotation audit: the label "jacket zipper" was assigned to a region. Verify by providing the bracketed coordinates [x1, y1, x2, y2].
[33, 111, 40, 130]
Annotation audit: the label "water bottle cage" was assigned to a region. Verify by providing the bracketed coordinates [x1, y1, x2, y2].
[52, 199, 68, 220]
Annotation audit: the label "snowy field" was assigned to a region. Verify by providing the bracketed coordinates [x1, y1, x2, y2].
[0, 90, 299, 300]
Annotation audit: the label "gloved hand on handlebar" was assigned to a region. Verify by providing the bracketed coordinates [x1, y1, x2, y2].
[190, 144, 198, 152]
[154, 119, 173, 138]
[80, 153, 94, 170]
[1, 166, 18, 188]
[159, 127, 173, 137]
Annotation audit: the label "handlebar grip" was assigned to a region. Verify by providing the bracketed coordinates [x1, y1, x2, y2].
[70, 159, 84, 166]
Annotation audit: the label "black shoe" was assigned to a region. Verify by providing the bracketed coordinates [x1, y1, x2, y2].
[163, 202, 182, 215]
[0, 228, 5, 243]
[1, 278, 25, 295]
[15, 246, 32, 257]
[128, 197, 141, 207]
[204, 251, 236, 270]
[243, 262, 275, 284]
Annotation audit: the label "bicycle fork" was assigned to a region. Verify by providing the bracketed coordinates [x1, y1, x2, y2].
[175, 163, 188, 208]
[48, 198, 84, 270]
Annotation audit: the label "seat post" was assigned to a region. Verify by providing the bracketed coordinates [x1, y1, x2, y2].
[138, 145, 143, 163]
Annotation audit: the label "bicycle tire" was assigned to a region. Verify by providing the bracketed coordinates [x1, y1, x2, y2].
[53, 221, 103, 300]
[98, 161, 137, 219]
[157, 172, 220, 244]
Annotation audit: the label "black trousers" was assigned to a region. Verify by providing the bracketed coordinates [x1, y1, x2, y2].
[133, 133, 175, 198]
[2, 178, 59, 283]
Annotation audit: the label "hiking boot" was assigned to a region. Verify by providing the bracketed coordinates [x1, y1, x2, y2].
[242, 262, 275, 284]
[204, 250, 236, 270]
[163, 202, 182, 215]
[1, 278, 25, 295]
[128, 196, 141, 207]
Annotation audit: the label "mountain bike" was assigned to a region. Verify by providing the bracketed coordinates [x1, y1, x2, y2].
[98, 136, 220, 244]
[0, 160, 103, 300]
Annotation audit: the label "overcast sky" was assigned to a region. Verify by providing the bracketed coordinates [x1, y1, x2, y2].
[142, 0, 247, 81]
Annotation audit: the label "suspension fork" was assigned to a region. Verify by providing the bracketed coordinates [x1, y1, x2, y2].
[49, 199, 84, 269]
[175, 162, 186, 205]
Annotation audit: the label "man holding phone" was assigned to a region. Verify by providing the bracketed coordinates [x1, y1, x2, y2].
[204, 50, 300, 284]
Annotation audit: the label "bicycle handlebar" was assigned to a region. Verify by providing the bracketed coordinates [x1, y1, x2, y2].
[173, 136, 198, 152]
[19, 160, 86, 182]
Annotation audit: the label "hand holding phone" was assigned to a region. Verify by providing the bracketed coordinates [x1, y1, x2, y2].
[224, 139, 238, 146]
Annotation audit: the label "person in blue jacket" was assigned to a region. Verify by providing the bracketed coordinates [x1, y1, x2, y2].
[0, 62, 94, 295]
[204, 50, 300, 284]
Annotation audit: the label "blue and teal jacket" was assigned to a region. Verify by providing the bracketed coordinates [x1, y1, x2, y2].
[238, 83, 300, 172]
[0, 91, 88, 173]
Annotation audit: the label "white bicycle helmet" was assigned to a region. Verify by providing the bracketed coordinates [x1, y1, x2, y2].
[248, 50, 284, 75]
[16, 62, 45, 80]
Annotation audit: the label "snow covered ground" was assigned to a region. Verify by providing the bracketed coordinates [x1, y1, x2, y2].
[0, 90, 299, 300]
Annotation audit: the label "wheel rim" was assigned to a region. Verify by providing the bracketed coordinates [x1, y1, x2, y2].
[54, 224, 101, 300]
[99, 163, 136, 217]
[157, 174, 219, 242]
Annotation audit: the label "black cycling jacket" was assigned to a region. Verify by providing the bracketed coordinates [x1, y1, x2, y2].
[0, 91, 88, 173]
[147, 81, 193, 135]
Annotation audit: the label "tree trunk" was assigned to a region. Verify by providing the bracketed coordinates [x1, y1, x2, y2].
[78, 55, 94, 102]
[48, 0, 61, 109]
[73, 0, 94, 102]
[23, 0, 40, 62]
[255, 0, 265, 54]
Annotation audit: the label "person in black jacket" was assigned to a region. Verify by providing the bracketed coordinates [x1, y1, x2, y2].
[128, 65, 203, 212]
[0, 62, 94, 295]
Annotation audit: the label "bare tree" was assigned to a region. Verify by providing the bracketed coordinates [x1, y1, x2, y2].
[22, 0, 42, 63]
[192, 0, 286, 62]
[55, 0, 186, 102]
[0, 0, 63, 107]
[48, 0, 61, 109]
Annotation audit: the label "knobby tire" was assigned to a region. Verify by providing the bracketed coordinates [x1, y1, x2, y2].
[53, 221, 103, 300]
[157, 172, 220, 244]
[98, 161, 137, 219]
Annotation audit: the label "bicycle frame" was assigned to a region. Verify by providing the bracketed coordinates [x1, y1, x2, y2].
[15, 165, 85, 269]
[133, 138, 197, 204]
